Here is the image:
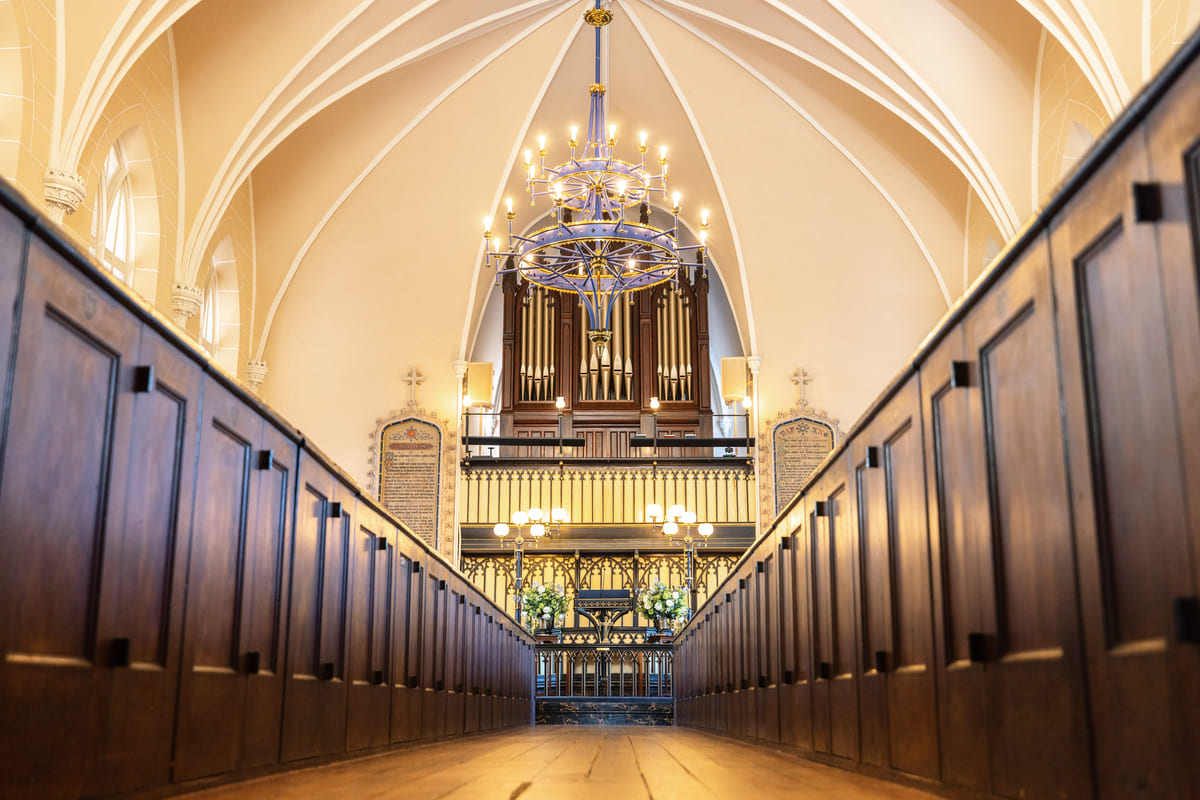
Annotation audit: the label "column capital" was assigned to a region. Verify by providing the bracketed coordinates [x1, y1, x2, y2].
[171, 283, 203, 327]
[746, 355, 762, 375]
[43, 168, 86, 224]
[246, 360, 269, 392]
[452, 359, 468, 379]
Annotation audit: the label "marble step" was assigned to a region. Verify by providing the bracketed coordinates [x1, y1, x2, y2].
[536, 698, 675, 726]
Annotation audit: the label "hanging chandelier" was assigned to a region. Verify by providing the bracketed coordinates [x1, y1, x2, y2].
[481, 0, 709, 355]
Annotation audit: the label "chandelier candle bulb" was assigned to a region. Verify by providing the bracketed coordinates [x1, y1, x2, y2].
[537, 135, 546, 154]
[640, 131, 648, 150]
[672, 192, 681, 211]
[701, 209, 709, 227]
[524, 150, 532, 166]
[505, 198, 514, 217]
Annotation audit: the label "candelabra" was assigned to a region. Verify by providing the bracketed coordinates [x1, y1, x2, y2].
[494, 507, 569, 621]
[647, 503, 713, 610]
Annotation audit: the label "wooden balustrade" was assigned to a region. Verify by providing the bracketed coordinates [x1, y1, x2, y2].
[459, 463, 755, 526]
[674, 34, 1200, 800]
[0, 184, 535, 800]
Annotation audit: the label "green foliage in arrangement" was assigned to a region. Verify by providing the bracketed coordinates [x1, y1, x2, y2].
[638, 581, 689, 628]
[521, 583, 569, 630]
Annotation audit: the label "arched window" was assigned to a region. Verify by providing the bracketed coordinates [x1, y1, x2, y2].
[199, 270, 219, 356]
[93, 142, 136, 285]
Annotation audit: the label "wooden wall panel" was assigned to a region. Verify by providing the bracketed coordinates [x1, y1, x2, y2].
[239, 419, 296, 769]
[1053, 105, 1200, 798]
[0, 184, 536, 800]
[346, 506, 393, 752]
[879, 385, 938, 780]
[0, 240, 142, 800]
[971, 241, 1091, 798]
[1144, 59, 1200, 797]
[0, 208, 22, 417]
[922, 326, 992, 792]
[175, 380, 259, 781]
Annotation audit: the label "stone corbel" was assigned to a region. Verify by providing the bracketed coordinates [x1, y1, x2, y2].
[43, 168, 86, 224]
[171, 283, 203, 328]
[246, 359, 269, 392]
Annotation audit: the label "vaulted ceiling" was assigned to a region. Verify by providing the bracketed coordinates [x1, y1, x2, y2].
[6, 0, 1196, 484]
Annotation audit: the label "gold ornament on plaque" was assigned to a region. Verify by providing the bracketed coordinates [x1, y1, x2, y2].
[584, 7, 613, 26]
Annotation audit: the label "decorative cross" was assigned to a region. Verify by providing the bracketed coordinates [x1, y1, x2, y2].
[402, 367, 426, 406]
[790, 368, 812, 405]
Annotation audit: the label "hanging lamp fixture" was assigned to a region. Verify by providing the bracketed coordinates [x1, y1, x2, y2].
[481, 0, 709, 356]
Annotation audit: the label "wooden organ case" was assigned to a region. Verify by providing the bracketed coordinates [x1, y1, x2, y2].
[497, 270, 713, 458]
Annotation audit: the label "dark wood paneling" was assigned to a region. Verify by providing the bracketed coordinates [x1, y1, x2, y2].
[879, 385, 938, 780]
[922, 326, 992, 792]
[239, 419, 296, 769]
[1144, 56, 1200, 798]
[175, 379, 257, 781]
[0, 240, 141, 800]
[89, 325, 201, 795]
[1052, 112, 1200, 799]
[972, 240, 1091, 799]
[281, 458, 352, 762]
[390, 542, 420, 743]
[346, 506, 393, 752]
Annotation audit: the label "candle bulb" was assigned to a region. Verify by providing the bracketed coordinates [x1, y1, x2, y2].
[506, 197, 513, 215]
[640, 131, 648, 149]
[701, 209, 709, 227]
[660, 145, 668, 161]
[482, 216, 492, 234]
[672, 192, 681, 211]
[570, 125, 578, 144]
[524, 149, 532, 166]
[608, 124, 616, 141]
[537, 135, 546, 153]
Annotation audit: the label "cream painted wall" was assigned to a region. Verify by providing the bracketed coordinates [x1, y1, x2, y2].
[3, 0, 1196, 503]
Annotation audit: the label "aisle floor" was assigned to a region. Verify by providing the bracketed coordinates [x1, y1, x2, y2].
[181, 726, 942, 799]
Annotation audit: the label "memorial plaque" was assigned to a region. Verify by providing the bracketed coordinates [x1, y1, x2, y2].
[772, 417, 834, 515]
[379, 417, 441, 547]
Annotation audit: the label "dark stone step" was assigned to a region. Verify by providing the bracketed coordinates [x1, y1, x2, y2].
[536, 698, 674, 726]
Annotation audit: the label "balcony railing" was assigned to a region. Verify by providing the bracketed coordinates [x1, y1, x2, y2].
[534, 644, 673, 698]
[459, 463, 755, 526]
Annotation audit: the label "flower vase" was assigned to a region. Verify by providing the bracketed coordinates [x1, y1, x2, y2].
[654, 615, 672, 634]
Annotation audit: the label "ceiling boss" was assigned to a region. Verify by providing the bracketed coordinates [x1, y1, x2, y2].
[481, 0, 710, 358]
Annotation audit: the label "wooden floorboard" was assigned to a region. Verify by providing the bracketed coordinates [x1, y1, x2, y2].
[178, 727, 943, 800]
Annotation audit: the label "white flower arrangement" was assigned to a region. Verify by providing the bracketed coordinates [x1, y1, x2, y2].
[519, 582, 569, 632]
[638, 580, 689, 629]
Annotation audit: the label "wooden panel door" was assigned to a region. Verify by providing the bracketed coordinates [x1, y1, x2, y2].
[174, 379, 260, 781]
[853, 378, 939, 778]
[973, 237, 1091, 798]
[854, 441, 891, 769]
[923, 324, 992, 792]
[879, 382, 939, 780]
[238, 419, 296, 769]
[419, 560, 445, 738]
[810, 492, 834, 755]
[464, 603, 481, 733]
[780, 524, 813, 751]
[281, 458, 352, 762]
[90, 326, 201, 795]
[0, 240, 140, 800]
[389, 543, 417, 743]
[346, 506, 393, 751]
[1052, 117, 1199, 798]
[1144, 64, 1200, 796]
[445, 587, 466, 735]
[755, 552, 780, 742]
[828, 481, 860, 762]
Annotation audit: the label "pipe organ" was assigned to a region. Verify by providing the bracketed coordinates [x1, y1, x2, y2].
[656, 290, 692, 402]
[499, 272, 712, 456]
[519, 287, 557, 402]
[579, 297, 634, 401]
